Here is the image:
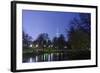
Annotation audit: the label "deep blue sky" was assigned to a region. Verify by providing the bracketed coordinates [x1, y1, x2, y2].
[22, 10, 79, 41]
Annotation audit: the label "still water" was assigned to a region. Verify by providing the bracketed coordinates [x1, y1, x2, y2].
[23, 53, 69, 63]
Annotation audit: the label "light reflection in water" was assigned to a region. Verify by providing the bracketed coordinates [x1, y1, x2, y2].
[23, 53, 66, 63]
[36, 56, 38, 62]
[23, 50, 91, 63]
[29, 58, 32, 62]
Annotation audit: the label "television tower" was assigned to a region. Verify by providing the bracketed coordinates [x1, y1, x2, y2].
[56, 27, 60, 38]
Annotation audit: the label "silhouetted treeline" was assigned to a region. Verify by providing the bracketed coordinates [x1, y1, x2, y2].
[23, 13, 91, 50]
[33, 33, 69, 49]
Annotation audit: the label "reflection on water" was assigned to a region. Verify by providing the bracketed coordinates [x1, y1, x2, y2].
[23, 53, 68, 63]
[23, 50, 91, 63]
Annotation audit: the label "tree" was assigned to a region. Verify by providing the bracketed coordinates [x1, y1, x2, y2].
[57, 34, 66, 49]
[52, 36, 58, 49]
[67, 13, 91, 50]
[47, 39, 52, 47]
[70, 13, 91, 34]
[34, 33, 50, 49]
[52, 34, 67, 49]
[68, 28, 90, 49]
[23, 31, 32, 48]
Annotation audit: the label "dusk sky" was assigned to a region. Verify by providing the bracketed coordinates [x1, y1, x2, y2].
[22, 10, 79, 41]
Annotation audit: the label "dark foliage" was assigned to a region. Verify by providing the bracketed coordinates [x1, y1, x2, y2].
[23, 31, 32, 48]
[67, 13, 91, 50]
[33, 33, 50, 48]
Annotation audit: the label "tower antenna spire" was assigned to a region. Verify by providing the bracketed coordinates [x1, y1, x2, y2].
[56, 26, 59, 37]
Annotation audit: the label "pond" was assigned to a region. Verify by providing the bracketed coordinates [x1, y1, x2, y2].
[23, 50, 90, 63]
[23, 52, 70, 63]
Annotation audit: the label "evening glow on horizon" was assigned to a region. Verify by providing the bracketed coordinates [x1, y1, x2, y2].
[22, 10, 79, 41]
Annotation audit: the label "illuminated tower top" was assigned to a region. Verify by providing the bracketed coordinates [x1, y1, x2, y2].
[56, 27, 60, 38]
